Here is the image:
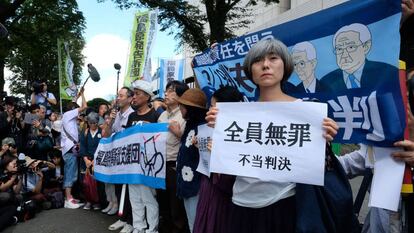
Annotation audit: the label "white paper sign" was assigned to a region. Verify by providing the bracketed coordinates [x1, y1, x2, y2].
[368, 146, 405, 211]
[196, 124, 214, 177]
[210, 101, 327, 185]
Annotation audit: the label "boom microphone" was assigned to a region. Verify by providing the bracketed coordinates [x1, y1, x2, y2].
[87, 63, 100, 82]
[114, 63, 121, 70]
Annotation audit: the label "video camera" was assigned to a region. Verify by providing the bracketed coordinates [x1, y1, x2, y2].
[32, 81, 45, 94]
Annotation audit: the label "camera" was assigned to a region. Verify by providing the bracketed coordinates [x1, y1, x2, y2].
[32, 81, 45, 94]
[16, 158, 29, 174]
[0, 173, 9, 183]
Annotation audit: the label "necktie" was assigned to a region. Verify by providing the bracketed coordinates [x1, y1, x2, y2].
[348, 74, 359, 89]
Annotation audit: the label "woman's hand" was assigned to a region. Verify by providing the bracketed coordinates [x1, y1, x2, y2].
[322, 117, 338, 142]
[392, 140, 414, 167]
[206, 107, 219, 128]
[169, 120, 182, 138]
[207, 138, 212, 152]
[192, 136, 199, 148]
[402, 0, 414, 24]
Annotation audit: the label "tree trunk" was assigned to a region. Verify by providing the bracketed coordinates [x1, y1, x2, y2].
[206, 0, 229, 44]
[0, 58, 4, 93]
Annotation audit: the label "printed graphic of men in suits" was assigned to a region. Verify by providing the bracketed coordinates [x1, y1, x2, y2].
[320, 23, 397, 92]
[291, 41, 328, 93]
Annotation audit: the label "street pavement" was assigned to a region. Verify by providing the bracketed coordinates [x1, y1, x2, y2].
[3, 177, 369, 233]
[3, 208, 118, 233]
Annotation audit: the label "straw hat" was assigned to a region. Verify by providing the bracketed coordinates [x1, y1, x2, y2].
[25, 156, 37, 167]
[175, 88, 207, 109]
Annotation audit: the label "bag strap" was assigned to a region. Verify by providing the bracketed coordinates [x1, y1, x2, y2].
[353, 169, 373, 216]
[62, 124, 77, 144]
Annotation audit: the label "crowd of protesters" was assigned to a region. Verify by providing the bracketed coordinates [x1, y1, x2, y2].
[0, 1, 413, 233]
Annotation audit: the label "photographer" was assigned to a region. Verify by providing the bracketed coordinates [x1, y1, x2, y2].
[1, 138, 18, 158]
[30, 80, 56, 116]
[0, 153, 23, 202]
[22, 156, 55, 210]
[4, 98, 25, 152]
[0, 152, 20, 230]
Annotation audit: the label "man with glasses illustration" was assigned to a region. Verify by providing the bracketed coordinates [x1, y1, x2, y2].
[320, 23, 397, 92]
[291, 41, 328, 93]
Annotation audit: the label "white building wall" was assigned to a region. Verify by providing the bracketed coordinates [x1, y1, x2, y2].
[183, 0, 348, 80]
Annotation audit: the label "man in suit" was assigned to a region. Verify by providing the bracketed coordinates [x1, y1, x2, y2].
[320, 23, 397, 92]
[291, 41, 327, 93]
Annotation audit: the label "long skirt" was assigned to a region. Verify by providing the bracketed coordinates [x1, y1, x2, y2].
[228, 195, 296, 233]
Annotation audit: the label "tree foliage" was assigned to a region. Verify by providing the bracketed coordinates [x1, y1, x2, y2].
[87, 98, 110, 112]
[98, 0, 279, 52]
[0, 0, 85, 103]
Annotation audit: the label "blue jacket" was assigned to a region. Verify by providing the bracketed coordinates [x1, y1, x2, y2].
[79, 128, 102, 160]
[320, 59, 397, 93]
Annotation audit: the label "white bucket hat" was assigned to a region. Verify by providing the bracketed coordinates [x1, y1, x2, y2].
[131, 80, 154, 97]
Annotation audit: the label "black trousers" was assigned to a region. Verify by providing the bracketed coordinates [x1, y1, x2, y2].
[0, 205, 17, 231]
[157, 161, 189, 233]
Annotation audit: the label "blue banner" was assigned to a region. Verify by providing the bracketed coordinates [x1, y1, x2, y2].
[159, 58, 184, 97]
[94, 123, 168, 189]
[192, 0, 404, 147]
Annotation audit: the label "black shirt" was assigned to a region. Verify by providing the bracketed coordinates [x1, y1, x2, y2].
[126, 108, 160, 127]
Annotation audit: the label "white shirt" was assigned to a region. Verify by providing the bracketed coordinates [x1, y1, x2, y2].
[158, 107, 186, 162]
[232, 99, 301, 208]
[304, 77, 316, 93]
[61, 108, 79, 155]
[112, 106, 134, 133]
[34, 92, 56, 115]
[338, 144, 373, 178]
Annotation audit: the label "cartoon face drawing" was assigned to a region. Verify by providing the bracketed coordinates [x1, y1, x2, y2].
[292, 51, 316, 82]
[334, 30, 369, 74]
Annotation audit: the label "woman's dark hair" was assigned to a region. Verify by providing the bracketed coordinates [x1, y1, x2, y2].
[166, 81, 189, 97]
[182, 105, 208, 125]
[212, 86, 244, 103]
[0, 153, 17, 171]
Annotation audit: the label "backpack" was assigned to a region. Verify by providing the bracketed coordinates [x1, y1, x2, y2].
[46, 191, 64, 209]
[295, 143, 361, 233]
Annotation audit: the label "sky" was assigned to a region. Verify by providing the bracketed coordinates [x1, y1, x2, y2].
[77, 0, 180, 101]
[5, 0, 180, 101]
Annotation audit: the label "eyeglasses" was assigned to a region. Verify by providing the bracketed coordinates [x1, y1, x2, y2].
[293, 60, 311, 69]
[88, 122, 97, 125]
[8, 144, 16, 148]
[334, 43, 364, 55]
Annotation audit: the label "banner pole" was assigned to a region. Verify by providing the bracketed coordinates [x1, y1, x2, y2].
[57, 39, 63, 114]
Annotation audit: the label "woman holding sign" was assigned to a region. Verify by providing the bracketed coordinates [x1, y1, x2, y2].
[206, 38, 339, 233]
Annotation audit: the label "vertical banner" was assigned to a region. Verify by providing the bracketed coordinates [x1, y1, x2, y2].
[125, 10, 158, 86]
[57, 39, 77, 101]
[192, 0, 404, 147]
[158, 58, 184, 97]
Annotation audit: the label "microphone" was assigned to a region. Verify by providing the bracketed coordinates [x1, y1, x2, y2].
[87, 63, 100, 82]
[0, 23, 8, 38]
[114, 63, 121, 70]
